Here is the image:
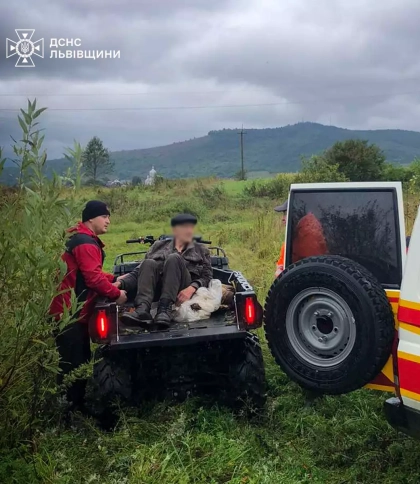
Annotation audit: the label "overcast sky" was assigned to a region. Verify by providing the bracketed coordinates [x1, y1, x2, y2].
[2, 0, 420, 160]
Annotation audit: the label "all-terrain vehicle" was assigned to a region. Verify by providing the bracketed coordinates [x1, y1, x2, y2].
[88, 234, 266, 411]
[263, 181, 420, 438]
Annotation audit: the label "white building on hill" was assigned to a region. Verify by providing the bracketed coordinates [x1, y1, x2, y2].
[144, 166, 157, 186]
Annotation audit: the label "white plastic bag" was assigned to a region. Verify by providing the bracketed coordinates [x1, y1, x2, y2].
[173, 279, 223, 323]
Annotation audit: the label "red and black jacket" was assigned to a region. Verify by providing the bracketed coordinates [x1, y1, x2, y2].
[49, 222, 120, 324]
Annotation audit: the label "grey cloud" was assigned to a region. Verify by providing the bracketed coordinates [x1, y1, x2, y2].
[0, 0, 232, 82]
[63, 0, 229, 17]
[1, 0, 420, 161]
[179, 0, 420, 94]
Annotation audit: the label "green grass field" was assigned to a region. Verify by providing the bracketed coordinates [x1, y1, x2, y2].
[3, 178, 420, 484]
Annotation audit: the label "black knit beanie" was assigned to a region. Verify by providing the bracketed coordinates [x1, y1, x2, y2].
[82, 200, 110, 222]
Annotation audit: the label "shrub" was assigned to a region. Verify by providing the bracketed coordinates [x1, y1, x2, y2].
[382, 162, 413, 183]
[0, 100, 79, 448]
[131, 175, 142, 186]
[322, 139, 386, 181]
[243, 174, 295, 199]
[192, 180, 228, 209]
[295, 155, 348, 183]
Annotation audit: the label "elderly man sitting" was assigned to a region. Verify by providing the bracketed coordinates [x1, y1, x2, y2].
[118, 214, 212, 329]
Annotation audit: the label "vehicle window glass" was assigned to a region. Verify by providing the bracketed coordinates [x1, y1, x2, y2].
[287, 189, 401, 286]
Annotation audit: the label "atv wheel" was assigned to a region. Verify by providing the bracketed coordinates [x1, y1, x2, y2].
[264, 255, 395, 394]
[225, 332, 267, 411]
[92, 347, 132, 401]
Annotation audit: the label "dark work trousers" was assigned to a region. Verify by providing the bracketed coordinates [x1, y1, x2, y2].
[134, 253, 192, 307]
[55, 321, 91, 409]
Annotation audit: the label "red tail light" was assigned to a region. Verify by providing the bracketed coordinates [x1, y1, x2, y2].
[244, 297, 256, 325]
[96, 310, 109, 339]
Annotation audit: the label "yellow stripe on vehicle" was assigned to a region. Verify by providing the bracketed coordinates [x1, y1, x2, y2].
[400, 388, 420, 401]
[390, 303, 399, 312]
[399, 322, 420, 336]
[399, 299, 420, 311]
[386, 289, 400, 299]
[366, 383, 395, 392]
[398, 351, 420, 364]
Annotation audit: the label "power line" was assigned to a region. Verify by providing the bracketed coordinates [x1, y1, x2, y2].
[2, 89, 420, 112]
[0, 102, 301, 112]
[0, 89, 271, 97]
[3, 77, 420, 97]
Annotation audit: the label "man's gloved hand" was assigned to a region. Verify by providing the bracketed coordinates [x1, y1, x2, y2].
[176, 286, 197, 306]
[112, 281, 122, 288]
[116, 290, 127, 305]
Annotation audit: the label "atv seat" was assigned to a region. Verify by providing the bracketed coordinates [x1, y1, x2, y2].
[114, 261, 139, 277]
[210, 255, 229, 270]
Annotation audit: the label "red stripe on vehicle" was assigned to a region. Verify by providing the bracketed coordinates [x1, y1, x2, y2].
[388, 297, 399, 303]
[398, 306, 420, 327]
[398, 358, 420, 395]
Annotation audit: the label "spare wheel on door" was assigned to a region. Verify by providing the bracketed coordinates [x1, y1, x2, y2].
[264, 255, 395, 394]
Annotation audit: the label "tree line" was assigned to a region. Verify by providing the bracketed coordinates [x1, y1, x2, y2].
[300, 138, 418, 183]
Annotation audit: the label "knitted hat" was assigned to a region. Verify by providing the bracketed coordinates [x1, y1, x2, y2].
[82, 200, 110, 222]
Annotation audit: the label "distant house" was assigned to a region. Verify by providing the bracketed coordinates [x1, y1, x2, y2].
[105, 179, 130, 188]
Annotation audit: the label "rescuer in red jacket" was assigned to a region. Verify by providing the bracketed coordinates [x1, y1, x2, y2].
[50, 200, 127, 412]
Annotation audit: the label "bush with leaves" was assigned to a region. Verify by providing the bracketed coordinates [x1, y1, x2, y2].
[192, 180, 228, 209]
[0, 100, 80, 448]
[322, 139, 386, 181]
[243, 174, 295, 199]
[131, 175, 142, 186]
[9, 100, 47, 188]
[234, 169, 247, 181]
[63, 140, 84, 190]
[295, 155, 348, 183]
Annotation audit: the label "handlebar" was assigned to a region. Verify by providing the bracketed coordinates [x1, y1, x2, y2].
[125, 235, 212, 245]
[126, 235, 155, 244]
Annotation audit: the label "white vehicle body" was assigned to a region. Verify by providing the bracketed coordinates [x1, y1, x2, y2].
[271, 181, 420, 438]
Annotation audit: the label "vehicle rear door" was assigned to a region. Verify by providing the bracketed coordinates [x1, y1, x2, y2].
[283, 181, 406, 392]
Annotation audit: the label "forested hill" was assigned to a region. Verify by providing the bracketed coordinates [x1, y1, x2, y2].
[3, 122, 420, 184]
[106, 122, 420, 179]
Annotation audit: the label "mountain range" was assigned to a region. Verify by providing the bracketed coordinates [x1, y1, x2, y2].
[2, 122, 420, 185]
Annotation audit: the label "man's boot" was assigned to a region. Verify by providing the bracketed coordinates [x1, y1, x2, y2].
[154, 299, 173, 329]
[121, 302, 153, 328]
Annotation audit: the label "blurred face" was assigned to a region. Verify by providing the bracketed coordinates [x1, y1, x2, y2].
[173, 223, 195, 244]
[89, 214, 110, 235]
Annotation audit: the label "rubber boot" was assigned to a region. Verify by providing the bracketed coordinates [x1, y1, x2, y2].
[121, 302, 153, 328]
[154, 299, 173, 329]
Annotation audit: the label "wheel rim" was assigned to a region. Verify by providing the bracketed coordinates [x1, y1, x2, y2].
[285, 287, 356, 368]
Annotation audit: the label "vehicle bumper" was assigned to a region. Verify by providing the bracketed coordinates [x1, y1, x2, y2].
[384, 396, 420, 439]
[109, 324, 247, 350]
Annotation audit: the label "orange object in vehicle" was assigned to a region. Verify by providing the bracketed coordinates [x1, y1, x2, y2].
[292, 212, 328, 263]
[275, 242, 285, 277]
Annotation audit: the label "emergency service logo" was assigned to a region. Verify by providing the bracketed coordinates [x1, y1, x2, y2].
[6, 29, 44, 67]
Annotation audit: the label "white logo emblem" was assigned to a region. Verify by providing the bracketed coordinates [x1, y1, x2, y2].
[6, 29, 44, 67]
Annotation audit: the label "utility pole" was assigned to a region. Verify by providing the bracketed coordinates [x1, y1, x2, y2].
[237, 125, 247, 180]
